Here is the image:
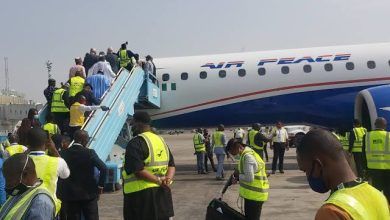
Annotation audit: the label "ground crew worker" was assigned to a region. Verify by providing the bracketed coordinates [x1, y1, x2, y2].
[212, 124, 227, 180]
[51, 83, 70, 134]
[248, 123, 271, 160]
[27, 128, 70, 215]
[270, 121, 289, 174]
[69, 71, 85, 98]
[348, 119, 367, 178]
[42, 113, 61, 137]
[3, 134, 27, 159]
[203, 128, 216, 172]
[193, 128, 206, 174]
[297, 129, 389, 220]
[0, 154, 55, 219]
[363, 117, 390, 203]
[234, 127, 245, 142]
[69, 94, 109, 138]
[122, 112, 175, 220]
[339, 132, 350, 151]
[227, 139, 269, 220]
[118, 42, 136, 71]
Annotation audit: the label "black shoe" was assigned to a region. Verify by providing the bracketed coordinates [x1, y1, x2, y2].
[213, 169, 217, 172]
[271, 170, 276, 174]
[201, 171, 207, 174]
[279, 170, 284, 174]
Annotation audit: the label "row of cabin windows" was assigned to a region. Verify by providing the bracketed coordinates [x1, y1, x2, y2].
[161, 60, 380, 81]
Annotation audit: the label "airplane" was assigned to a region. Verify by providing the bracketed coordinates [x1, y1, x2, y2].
[147, 42, 390, 131]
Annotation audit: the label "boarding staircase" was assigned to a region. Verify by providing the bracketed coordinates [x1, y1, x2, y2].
[38, 67, 161, 188]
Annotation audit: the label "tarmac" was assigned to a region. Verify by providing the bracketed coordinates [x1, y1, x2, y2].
[99, 131, 328, 220]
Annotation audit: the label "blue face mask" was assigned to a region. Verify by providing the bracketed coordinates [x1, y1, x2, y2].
[307, 161, 329, 194]
[33, 115, 39, 120]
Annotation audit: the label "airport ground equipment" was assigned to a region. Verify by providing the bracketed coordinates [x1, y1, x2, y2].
[38, 67, 161, 187]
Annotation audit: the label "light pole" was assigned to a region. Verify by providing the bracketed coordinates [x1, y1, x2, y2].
[46, 60, 53, 79]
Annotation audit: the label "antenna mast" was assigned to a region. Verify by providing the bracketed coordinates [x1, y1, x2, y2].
[4, 57, 9, 95]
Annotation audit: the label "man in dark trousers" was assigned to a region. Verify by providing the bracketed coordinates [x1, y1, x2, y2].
[270, 121, 289, 174]
[122, 112, 175, 220]
[348, 119, 367, 178]
[60, 130, 107, 220]
[203, 128, 216, 172]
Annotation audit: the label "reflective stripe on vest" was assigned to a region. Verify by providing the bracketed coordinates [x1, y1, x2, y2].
[325, 182, 389, 219]
[352, 127, 367, 152]
[248, 129, 263, 150]
[69, 76, 85, 97]
[365, 131, 390, 170]
[51, 88, 69, 113]
[119, 49, 131, 68]
[43, 123, 59, 136]
[0, 184, 55, 220]
[193, 133, 206, 152]
[69, 102, 85, 127]
[122, 132, 170, 194]
[30, 155, 61, 214]
[5, 145, 25, 156]
[238, 147, 269, 202]
[212, 131, 224, 148]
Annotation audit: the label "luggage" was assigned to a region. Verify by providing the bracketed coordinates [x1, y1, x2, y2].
[206, 199, 245, 220]
[205, 173, 245, 220]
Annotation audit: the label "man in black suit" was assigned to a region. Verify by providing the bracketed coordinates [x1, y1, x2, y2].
[60, 130, 107, 220]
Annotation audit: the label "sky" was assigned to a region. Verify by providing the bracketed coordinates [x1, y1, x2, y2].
[1, 0, 390, 102]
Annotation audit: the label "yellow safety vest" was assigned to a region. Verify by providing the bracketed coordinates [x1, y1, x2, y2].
[325, 182, 389, 220]
[365, 130, 390, 170]
[339, 132, 350, 151]
[352, 127, 367, 152]
[30, 155, 61, 214]
[0, 183, 55, 220]
[51, 88, 69, 113]
[122, 132, 170, 194]
[193, 133, 206, 152]
[248, 129, 262, 150]
[238, 147, 269, 202]
[43, 123, 59, 136]
[69, 76, 85, 97]
[212, 131, 224, 148]
[5, 145, 26, 156]
[69, 102, 85, 127]
[119, 49, 131, 68]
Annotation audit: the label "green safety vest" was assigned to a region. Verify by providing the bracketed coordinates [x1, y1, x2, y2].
[0, 184, 55, 220]
[352, 127, 367, 152]
[5, 145, 26, 157]
[365, 130, 390, 170]
[238, 147, 269, 202]
[51, 88, 69, 113]
[212, 131, 224, 148]
[325, 182, 389, 219]
[122, 132, 170, 194]
[30, 155, 61, 214]
[248, 129, 263, 150]
[69, 76, 85, 97]
[42, 123, 59, 136]
[193, 133, 206, 152]
[119, 49, 131, 68]
[339, 132, 350, 151]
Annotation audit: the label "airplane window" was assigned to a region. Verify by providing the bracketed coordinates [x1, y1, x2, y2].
[219, 70, 226, 78]
[200, 71, 207, 79]
[171, 83, 176, 90]
[281, 66, 289, 74]
[303, 65, 312, 73]
[367, 61, 376, 69]
[181, 72, 188, 80]
[258, 68, 266, 76]
[238, 69, 246, 77]
[346, 62, 354, 70]
[162, 73, 170, 81]
[162, 83, 167, 91]
[324, 63, 333, 72]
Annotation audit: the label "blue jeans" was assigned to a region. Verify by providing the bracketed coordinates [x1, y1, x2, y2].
[215, 154, 225, 178]
[196, 152, 205, 172]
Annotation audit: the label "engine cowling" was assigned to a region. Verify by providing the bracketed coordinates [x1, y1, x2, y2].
[355, 85, 390, 130]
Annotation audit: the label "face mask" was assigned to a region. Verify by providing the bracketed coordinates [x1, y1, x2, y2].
[33, 115, 39, 120]
[307, 161, 329, 193]
[6, 155, 33, 196]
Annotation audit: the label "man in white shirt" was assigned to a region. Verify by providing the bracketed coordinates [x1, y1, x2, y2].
[270, 121, 289, 174]
[88, 55, 117, 82]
